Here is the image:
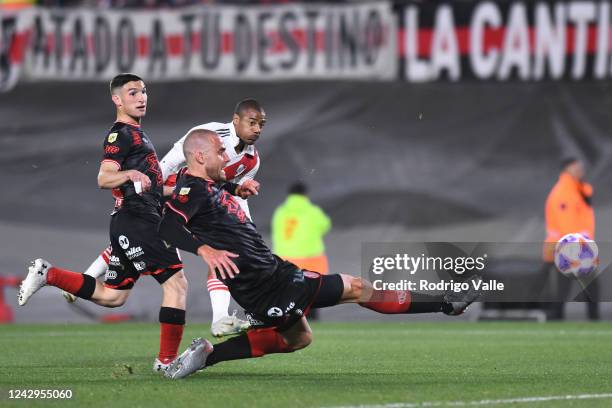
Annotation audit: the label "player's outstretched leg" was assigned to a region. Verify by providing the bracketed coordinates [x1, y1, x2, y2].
[337, 273, 481, 315]
[207, 275, 250, 337]
[20, 258, 133, 307]
[19, 259, 98, 306]
[61, 247, 111, 303]
[165, 318, 312, 379]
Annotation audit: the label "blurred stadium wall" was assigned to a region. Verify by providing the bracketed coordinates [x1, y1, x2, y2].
[1, 1, 611, 322]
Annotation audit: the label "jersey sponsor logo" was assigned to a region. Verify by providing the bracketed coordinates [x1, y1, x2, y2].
[108, 255, 121, 266]
[118, 235, 130, 249]
[267, 307, 283, 317]
[133, 261, 146, 271]
[105, 270, 118, 280]
[284, 302, 296, 314]
[245, 313, 265, 327]
[234, 164, 246, 177]
[179, 187, 191, 195]
[105, 145, 120, 154]
[126, 246, 144, 260]
[107, 132, 118, 143]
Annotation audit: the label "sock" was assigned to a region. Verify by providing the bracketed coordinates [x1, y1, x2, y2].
[359, 290, 445, 314]
[207, 278, 230, 323]
[83, 250, 110, 279]
[158, 307, 186, 363]
[47, 267, 96, 299]
[206, 328, 292, 367]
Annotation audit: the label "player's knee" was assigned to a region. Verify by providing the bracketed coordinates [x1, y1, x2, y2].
[163, 271, 188, 295]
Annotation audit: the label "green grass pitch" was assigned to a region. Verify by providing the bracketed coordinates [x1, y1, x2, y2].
[1, 322, 612, 408]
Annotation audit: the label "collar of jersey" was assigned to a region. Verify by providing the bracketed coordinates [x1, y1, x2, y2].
[116, 120, 141, 128]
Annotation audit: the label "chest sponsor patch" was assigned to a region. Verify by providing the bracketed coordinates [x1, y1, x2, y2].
[107, 132, 118, 143]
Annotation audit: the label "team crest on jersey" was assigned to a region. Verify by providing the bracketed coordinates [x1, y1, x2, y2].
[107, 132, 118, 143]
[235, 164, 246, 176]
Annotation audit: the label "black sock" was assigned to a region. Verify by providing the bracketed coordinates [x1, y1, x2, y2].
[75, 275, 96, 299]
[159, 307, 186, 325]
[206, 334, 251, 367]
[408, 293, 445, 313]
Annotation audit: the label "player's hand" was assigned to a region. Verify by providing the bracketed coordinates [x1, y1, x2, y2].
[126, 170, 151, 192]
[236, 180, 260, 199]
[197, 245, 240, 279]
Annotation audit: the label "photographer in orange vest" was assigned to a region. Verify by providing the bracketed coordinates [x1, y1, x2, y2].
[542, 157, 598, 320]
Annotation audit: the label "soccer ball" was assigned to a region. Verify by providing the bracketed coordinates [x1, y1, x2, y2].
[553, 233, 599, 278]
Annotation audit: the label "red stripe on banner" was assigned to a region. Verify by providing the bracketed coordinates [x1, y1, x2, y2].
[191, 32, 200, 51]
[86, 34, 94, 53]
[138, 36, 149, 56]
[9, 31, 29, 64]
[222, 32, 233, 53]
[46, 33, 54, 54]
[167, 35, 183, 55]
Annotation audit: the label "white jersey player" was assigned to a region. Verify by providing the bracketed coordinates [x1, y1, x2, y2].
[62, 99, 266, 339]
[160, 123, 260, 221]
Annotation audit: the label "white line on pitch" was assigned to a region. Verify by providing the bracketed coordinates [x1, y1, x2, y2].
[325, 393, 612, 408]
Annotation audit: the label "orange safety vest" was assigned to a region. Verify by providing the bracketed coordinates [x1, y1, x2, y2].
[542, 171, 594, 262]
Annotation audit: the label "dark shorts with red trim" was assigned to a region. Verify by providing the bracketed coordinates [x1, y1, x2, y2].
[242, 260, 344, 331]
[105, 208, 183, 290]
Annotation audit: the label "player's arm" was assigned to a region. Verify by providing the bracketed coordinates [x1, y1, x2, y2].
[159, 186, 239, 279]
[98, 129, 151, 190]
[220, 180, 260, 199]
[98, 162, 151, 190]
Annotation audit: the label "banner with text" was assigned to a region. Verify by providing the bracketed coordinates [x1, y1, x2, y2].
[403, 0, 612, 81]
[0, 2, 396, 91]
[4, 1, 612, 90]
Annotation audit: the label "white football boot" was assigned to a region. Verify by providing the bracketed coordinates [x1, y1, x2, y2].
[18, 258, 52, 306]
[165, 338, 214, 380]
[153, 358, 173, 373]
[210, 311, 250, 338]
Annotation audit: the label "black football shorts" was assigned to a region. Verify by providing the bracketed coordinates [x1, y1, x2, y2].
[105, 209, 183, 290]
[244, 260, 344, 330]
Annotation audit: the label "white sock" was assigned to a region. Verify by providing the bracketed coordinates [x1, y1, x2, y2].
[207, 278, 230, 323]
[83, 247, 111, 279]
